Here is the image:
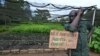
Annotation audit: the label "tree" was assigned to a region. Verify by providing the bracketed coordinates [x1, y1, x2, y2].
[23, 1, 32, 21]
[33, 9, 51, 22]
[0, 0, 32, 24]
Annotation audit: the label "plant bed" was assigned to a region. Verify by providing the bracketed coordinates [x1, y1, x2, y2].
[0, 33, 50, 50]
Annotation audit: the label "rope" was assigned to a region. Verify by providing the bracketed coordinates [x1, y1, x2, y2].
[1, 1, 97, 19]
[4, 0, 96, 10]
[28, 2, 50, 8]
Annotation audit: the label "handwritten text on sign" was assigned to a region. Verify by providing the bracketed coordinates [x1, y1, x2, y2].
[49, 30, 78, 49]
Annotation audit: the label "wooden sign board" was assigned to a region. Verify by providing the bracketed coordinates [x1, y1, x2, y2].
[49, 30, 78, 49]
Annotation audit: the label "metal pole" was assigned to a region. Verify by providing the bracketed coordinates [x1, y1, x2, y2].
[68, 50, 71, 56]
[92, 8, 96, 26]
[89, 7, 97, 43]
[67, 49, 71, 56]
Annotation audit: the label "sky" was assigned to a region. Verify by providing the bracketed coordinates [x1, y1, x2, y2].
[24, 0, 100, 17]
[24, 0, 100, 8]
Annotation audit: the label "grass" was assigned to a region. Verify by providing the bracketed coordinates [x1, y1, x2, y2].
[0, 22, 64, 33]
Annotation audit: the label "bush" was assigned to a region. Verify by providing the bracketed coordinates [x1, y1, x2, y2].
[0, 26, 8, 32]
[89, 26, 100, 53]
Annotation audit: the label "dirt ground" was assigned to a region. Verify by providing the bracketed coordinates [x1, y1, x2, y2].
[0, 51, 99, 56]
[90, 51, 100, 56]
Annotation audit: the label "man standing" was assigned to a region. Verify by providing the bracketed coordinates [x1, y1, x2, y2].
[64, 8, 92, 56]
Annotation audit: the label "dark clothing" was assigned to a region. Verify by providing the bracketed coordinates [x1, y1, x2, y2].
[64, 20, 92, 56]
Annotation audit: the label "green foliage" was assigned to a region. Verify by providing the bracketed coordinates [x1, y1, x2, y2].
[0, 0, 32, 24]
[0, 25, 10, 32]
[0, 28, 7, 32]
[33, 9, 50, 22]
[89, 26, 100, 53]
[9, 23, 64, 33]
[0, 23, 64, 33]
